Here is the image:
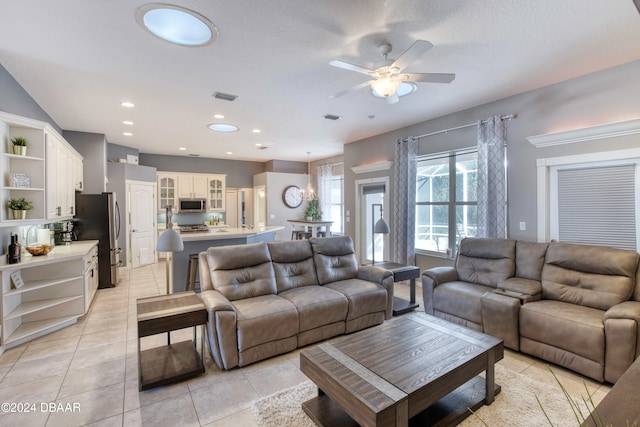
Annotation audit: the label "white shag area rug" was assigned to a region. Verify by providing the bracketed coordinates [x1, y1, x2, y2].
[251, 364, 594, 427]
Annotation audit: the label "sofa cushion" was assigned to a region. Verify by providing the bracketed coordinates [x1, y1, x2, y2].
[520, 300, 605, 364]
[310, 236, 358, 285]
[279, 286, 348, 332]
[233, 295, 299, 352]
[433, 281, 494, 325]
[541, 242, 639, 310]
[456, 238, 516, 287]
[515, 241, 548, 281]
[326, 278, 387, 320]
[206, 242, 277, 301]
[268, 240, 319, 292]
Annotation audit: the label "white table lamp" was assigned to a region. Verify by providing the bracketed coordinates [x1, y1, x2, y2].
[156, 206, 184, 294]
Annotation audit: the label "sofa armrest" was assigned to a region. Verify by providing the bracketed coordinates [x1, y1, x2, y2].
[199, 290, 239, 370]
[495, 277, 541, 303]
[422, 267, 459, 315]
[603, 301, 640, 383]
[358, 266, 395, 319]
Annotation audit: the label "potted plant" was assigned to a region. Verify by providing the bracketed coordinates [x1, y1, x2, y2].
[7, 197, 33, 220]
[11, 136, 27, 156]
[303, 198, 321, 221]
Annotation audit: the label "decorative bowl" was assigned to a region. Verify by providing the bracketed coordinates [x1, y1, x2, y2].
[26, 244, 53, 256]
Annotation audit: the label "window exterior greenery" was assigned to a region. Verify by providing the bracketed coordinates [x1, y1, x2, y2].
[415, 151, 478, 256]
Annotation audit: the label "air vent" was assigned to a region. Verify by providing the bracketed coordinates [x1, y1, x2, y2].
[256, 145, 269, 150]
[188, 153, 200, 157]
[323, 114, 342, 121]
[213, 92, 238, 101]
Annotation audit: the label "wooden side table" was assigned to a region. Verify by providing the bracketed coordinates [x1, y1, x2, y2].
[137, 292, 208, 391]
[370, 261, 421, 315]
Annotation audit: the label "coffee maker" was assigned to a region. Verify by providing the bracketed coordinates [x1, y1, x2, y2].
[53, 220, 76, 245]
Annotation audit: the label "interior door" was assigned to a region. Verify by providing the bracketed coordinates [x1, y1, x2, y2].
[129, 181, 156, 268]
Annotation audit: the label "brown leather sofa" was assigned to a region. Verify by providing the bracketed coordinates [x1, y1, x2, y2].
[422, 237, 640, 383]
[198, 236, 394, 370]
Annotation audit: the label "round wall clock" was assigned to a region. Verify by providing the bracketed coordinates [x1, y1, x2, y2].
[282, 185, 303, 208]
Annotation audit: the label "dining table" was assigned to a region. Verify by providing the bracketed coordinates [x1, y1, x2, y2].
[287, 219, 334, 238]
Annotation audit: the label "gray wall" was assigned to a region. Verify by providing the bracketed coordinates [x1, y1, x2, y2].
[108, 142, 139, 163]
[0, 64, 61, 134]
[64, 131, 107, 194]
[139, 153, 265, 188]
[344, 59, 640, 266]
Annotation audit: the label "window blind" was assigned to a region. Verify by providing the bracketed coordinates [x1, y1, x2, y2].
[556, 164, 637, 250]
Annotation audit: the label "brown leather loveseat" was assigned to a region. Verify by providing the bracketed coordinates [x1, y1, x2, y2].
[422, 237, 640, 383]
[199, 236, 394, 370]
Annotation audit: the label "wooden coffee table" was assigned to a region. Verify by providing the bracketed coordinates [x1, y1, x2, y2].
[300, 313, 503, 427]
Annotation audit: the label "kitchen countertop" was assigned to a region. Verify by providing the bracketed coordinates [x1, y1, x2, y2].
[0, 240, 99, 270]
[177, 226, 284, 242]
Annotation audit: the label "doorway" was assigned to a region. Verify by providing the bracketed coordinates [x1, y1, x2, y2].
[127, 180, 156, 268]
[355, 177, 389, 265]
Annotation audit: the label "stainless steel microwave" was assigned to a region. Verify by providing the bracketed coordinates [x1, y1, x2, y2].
[179, 198, 206, 212]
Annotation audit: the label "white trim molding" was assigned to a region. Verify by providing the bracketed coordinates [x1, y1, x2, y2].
[351, 161, 393, 174]
[527, 118, 640, 148]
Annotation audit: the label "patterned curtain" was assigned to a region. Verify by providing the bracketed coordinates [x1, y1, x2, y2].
[477, 116, 507, 238]
[392, 137, 418, 265]
[317, 164, 333, 221]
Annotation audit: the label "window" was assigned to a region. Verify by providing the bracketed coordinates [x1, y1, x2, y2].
[415, 151, 477, 255]
[330, 174, 344, 234]
[550, 159, 639, 251]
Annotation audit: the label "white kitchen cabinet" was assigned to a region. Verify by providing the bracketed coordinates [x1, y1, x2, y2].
[0, 112, 47, 225]
[45, 130, 81, 220]
[208, 174, 226, 211]
[83, 244, 99, 312]
[157, 172, 177, 212]
[177, 174, 208, 199]
[1, 241, 98, 350]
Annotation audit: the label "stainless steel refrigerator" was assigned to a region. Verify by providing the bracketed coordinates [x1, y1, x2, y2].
[75, 192, 122, 288]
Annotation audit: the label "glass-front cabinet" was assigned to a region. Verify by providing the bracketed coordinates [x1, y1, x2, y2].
[157, 172, 177, 212]
[208, 174, 226, 212]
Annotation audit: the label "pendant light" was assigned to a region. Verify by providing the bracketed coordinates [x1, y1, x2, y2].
[301, 152, 315, 200]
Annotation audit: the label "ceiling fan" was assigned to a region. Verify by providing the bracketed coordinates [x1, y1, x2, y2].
[329, 40, 455, 104]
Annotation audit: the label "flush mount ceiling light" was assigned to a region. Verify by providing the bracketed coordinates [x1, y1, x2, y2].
[136, 4, 218, 47]
[121, 101, 135, 108]
[208, 123, 238, 132]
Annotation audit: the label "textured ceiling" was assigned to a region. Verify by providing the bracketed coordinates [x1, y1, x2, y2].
[1, 0, 639, 162]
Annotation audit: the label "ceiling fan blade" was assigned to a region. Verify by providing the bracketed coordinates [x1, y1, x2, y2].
[386, 92, 400, 104]
[391, 40, 433, 72]
[329, 60, 374, 75]
[330, 80, 372, 98]
[404, 73, 456, 84]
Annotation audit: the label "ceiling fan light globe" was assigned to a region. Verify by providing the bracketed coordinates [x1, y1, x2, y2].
[371, 77, 402, 97]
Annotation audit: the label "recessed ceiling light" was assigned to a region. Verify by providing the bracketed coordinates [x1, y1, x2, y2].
[136, 4, 218, 47]
[123, 132, 133, 136]
[121, 102, 135, 108]
[213, 114, 225, 119]
[371, 82, 416, 99]
[123, 120, 134, 125]
[208, 123, 238, 132]
[179, 147, 186, 151]
[226, 151, 233, 155]
[252, 129, 262, 133]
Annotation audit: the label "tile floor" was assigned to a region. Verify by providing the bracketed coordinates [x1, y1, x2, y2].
[0, 262, 611, 426]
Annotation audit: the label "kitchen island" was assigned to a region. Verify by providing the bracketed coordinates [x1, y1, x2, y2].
[166, 226, 284, 293]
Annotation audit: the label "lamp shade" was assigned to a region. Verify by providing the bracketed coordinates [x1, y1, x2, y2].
[374, 218, 390, 234]
[156, 228, 184, 252]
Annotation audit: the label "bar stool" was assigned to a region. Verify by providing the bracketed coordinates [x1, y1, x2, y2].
[186, 253, 200, 292]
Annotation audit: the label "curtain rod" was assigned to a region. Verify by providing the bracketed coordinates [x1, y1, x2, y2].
[415, 114, 516, 140]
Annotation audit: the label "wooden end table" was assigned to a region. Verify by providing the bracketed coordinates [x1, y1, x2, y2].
[137, 291, 208, 391]
[370, 261, 420, 315]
